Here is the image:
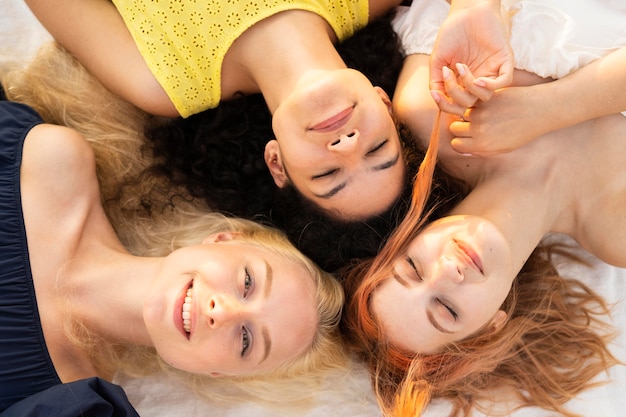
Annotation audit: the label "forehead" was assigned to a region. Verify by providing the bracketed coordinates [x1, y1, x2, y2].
[371, 276, 424, 352]
[259, 256, 319, 368]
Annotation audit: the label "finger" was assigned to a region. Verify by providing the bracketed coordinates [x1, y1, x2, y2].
[462, 107, 472, 122]
[475, 61, 515, 91]
[450, 136, 479, 156]
[431, 90, 467, 115]
[428, 54, 447, 93]
[454, 63, 492, 102]
[449, 119, 481, 155]
[448, 125, 489, 156]
[446, 85, 479, 110]
[462, 84, 493, 102]
[449, 119, 471, 136]
[450, 135, 501, 157]
[442, 66, 477, 109]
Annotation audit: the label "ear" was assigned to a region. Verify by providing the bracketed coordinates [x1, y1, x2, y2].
[489, 310, 508, 332]
[374, 86, 393, 115]
[202, 232, 238, 245]
[264, 140, 289, 188]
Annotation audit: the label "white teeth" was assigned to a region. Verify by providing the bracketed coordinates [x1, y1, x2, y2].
[182, 288, 192, 333]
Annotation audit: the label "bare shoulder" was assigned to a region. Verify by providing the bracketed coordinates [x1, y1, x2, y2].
[22, 124, 99, 201]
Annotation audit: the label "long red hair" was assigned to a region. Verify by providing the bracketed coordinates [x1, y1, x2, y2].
[342, 112, 619, 417]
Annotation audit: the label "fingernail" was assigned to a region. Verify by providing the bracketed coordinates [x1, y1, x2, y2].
[442, 66, 452, 80]
[430, 90, 441, 103]
[455, 63, 465, 76]
[473, 78, 487, 88]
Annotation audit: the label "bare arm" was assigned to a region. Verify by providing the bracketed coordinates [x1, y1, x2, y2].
[449, 46, 626, 155]
[24, 0, 179, 116]
[367, 0, 404, 21]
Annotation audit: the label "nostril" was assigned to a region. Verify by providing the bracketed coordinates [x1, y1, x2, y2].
[210, 300, 215, 309]
[331, 139, 340, 146]
[346, 131, 355, 137]
[209, 318, 215, 325]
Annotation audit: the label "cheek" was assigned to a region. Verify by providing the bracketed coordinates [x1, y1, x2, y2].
[468, 285, 507, 321]
[160, 344, 218, 374]
[372, 284, 408, 325]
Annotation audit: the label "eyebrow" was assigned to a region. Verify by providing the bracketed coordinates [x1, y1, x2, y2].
[393, 271, 454, 334]
[313, 182, 347, 199]
[259, 326, 272, 364]
[258, 260, 273, 364]
[427, 310, 454, 334]
[312, 152, 401, 200]
[392, 271, 409, 287]
[263, 260, 273, 299]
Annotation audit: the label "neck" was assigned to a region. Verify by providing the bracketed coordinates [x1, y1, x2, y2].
[233, 10, 346, 112]
[57, 247, 163, 346]
[446, 145, 567, 274]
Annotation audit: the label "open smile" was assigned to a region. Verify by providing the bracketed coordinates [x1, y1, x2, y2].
[175, 280, 194, 339]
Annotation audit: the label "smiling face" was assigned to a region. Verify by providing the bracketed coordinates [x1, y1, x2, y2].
[267, 68, 405, 220]
[371, 215, 516, 354]
[143, 235, 318, 376]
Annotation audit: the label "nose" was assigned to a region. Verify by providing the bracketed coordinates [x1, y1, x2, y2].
[205, 295, 241, 328]
[430, 256, 464, 288]
[328, 129, 360, 153]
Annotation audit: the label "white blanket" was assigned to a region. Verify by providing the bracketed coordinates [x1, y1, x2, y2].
[3, 2, 624, 415]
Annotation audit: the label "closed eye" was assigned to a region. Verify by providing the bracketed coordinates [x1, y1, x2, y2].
[366, 139, 388, 155]
[406, 257, 423, 282]
[312, 139, 388, 180]
[311, 168, 338, 180]
[437, 298, 458, 321]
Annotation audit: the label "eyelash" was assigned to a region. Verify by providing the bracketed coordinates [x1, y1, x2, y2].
[367, 139, 388, 155]
[241, 327, 251, 357]
[312, 140, 388, 179]
[243, 267, 254, 297]
[406, 257, 423, 282]
[312, 169, 338, 180]
[437, 298, 458, 320]
[241, 268, 254, 357]
[406, 257, 458, 321]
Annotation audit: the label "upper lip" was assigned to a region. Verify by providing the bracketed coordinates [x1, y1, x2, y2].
[453, 239, 484, 274]
[308, 106, 354, 132]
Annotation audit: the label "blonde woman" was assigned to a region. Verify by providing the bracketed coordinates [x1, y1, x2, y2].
[0, 94, 345, 412]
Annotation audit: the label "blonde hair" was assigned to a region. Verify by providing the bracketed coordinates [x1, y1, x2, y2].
[108, 211, 348, 405]
[2, 42, 190, 246]
[3, 42, 348, 405]
[343, 112, 619, 417]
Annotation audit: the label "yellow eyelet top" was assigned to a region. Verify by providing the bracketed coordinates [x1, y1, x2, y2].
[112, 0, 369, 117]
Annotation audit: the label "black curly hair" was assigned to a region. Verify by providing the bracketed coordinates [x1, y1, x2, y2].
[137, 11, 466, 273]
[143, 11, 403, 216]
[269, 123, 467, 274]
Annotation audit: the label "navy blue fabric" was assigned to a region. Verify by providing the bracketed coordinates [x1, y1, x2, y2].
[0, 102, 139, 416]
[1, 377, 140, 417]
[0, 101, 56, 412]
